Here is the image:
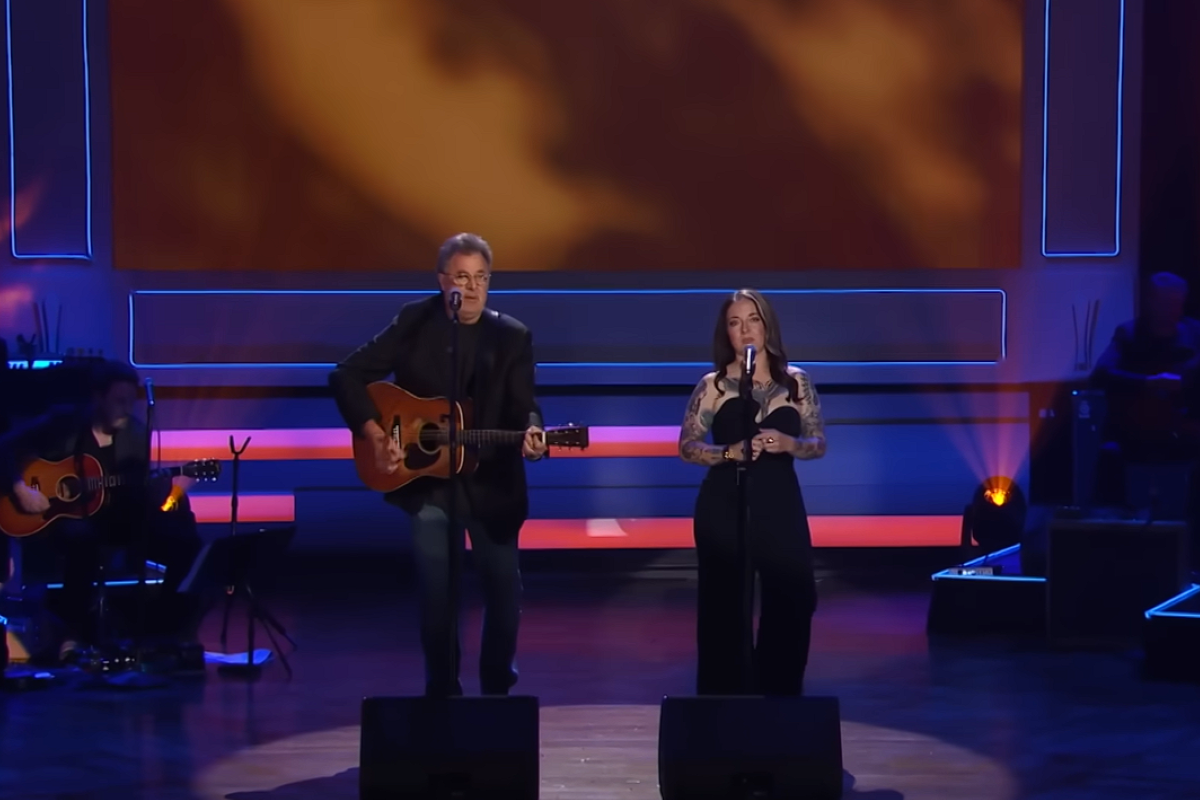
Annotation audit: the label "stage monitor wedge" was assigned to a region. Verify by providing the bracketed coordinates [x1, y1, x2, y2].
[658, 695, 844, 800]
[359, 695, 539, 800]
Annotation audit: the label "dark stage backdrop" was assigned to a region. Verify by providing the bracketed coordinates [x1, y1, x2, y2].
[1140, 0, 1200, 312]
[108, 0, 1023, 274]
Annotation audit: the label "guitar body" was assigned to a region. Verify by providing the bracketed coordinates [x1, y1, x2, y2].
[353, 383, 481, 493]
[0, 454, 105, 538]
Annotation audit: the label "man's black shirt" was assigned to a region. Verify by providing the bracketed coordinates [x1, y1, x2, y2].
[418, 307, 481, 401]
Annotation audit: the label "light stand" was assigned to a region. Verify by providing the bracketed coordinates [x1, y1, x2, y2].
[445, 289, 463, 695]
[217, 436, 296, 679]
[735, 349, 757, 694]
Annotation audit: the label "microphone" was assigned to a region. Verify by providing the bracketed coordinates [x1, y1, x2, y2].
[144, 378, 155, 407]
[743, 344, 756, 378]
[449, 288, 463, 312]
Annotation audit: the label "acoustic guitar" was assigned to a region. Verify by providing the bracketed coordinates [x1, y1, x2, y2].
[0, 455, 222, 538]
[353, 382, 589, 493]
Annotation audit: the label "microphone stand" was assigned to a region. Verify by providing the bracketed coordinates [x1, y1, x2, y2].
[446, 291, 462, 696]
[96, 380, 166, 689]
[736, 355, 756, 694]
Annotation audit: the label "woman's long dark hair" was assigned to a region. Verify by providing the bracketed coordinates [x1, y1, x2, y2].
[712, 289, 799, 402]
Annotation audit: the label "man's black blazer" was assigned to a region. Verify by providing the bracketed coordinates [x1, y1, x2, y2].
[328, 294, 543, 527]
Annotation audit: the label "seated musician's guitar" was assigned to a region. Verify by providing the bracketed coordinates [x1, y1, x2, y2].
[353, 382, 589, 492]
[0, 456, 221, 538]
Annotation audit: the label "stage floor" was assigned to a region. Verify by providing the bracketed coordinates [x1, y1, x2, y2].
[3, 564, 1200, 800]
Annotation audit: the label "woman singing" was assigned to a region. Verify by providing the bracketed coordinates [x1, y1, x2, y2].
[678, 288, 826, 696]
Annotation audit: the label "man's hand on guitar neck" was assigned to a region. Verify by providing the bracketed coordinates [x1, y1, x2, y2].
[522, 426, 548, 461]
[362, 420, 402, 475]
[12, 481, 50, 514]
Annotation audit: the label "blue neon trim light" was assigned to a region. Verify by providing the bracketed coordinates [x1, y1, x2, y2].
[1144, 584, 1200, 620]
[5, 0, 93, 260]
[931, 544, 1047, 583]
[129, 288, 1007, 369]
[6, 359, 62, 369]
[1040, 0, 1125, 258]
[46, 578, 164, 589]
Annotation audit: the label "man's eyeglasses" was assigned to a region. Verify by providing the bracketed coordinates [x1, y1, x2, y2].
[442, 272, 491, 288]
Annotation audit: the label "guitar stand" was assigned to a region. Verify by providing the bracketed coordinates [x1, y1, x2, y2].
[217, 436, 296, 679]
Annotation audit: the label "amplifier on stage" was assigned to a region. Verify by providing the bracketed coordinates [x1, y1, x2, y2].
[1047, 517, 1190, 647]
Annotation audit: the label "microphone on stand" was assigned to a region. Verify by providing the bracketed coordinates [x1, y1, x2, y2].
[144, 378, 155, 408]
[743, 344, 756, 378]
[740, 345, 756, 399]
[449, 288, 463, 312]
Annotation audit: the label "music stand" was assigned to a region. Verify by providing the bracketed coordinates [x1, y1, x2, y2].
[178, 524, 295, 677]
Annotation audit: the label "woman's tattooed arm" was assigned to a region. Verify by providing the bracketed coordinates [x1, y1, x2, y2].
[789, 369, 827, 460]
[679, 375, 724, 465]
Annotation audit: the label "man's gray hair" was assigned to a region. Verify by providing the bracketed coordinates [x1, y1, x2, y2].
[436, 233, 492, 273]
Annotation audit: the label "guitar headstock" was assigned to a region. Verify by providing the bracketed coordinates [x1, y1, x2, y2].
[545, 424, 589, 450]
[183, 459, 222, 482]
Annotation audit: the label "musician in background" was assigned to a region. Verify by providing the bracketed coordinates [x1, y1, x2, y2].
[0, 360, 203, 661]
[1091, 272, 1200, 566]
[329, 232, 547, 697]
[1092, 272, 1200, 458]
[1091, 273, 1200, 475]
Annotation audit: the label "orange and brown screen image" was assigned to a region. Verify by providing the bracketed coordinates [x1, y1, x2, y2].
[109, 0, 1023, 273]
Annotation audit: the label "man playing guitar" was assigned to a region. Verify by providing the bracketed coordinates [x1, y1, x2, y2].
[329, 232, 547, 697]
[1092, 272, 1200, 461]
[0, 360, 203, 662]
[1091, 272, 1200, 570]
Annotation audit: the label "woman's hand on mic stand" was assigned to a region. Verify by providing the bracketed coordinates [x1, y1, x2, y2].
[727, 439, 763, 461]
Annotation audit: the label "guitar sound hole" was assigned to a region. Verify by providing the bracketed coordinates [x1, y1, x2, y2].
[416, 422, 443, 455]
[403, 423, 441, 471]
[58, 476, 81, 502]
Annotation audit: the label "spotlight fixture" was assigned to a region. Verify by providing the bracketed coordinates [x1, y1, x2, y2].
[963, 476, 1027, 552]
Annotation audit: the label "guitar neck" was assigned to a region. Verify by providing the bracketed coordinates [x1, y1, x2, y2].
[85, 465, 182, 491]
[426, 429, 526, 446]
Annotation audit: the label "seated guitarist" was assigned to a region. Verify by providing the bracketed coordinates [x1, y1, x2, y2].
[1091, 273, 1200, 538]
[0, 360, 203, 661]
[329, 232, 548, 697]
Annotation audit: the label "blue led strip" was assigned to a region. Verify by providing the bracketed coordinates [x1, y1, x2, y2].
[930, 544, 1048, 583]
[5, 0, 93, 259]
[1144, 584, 1200, 620]
[1040, 0, 1125, 258]
[128, 288, 1007, 369]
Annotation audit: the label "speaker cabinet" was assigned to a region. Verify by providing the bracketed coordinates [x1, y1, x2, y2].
[359, 696, 539, 800]
[1048, 518, 1190, 646]
[658, 695, 843, 800]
